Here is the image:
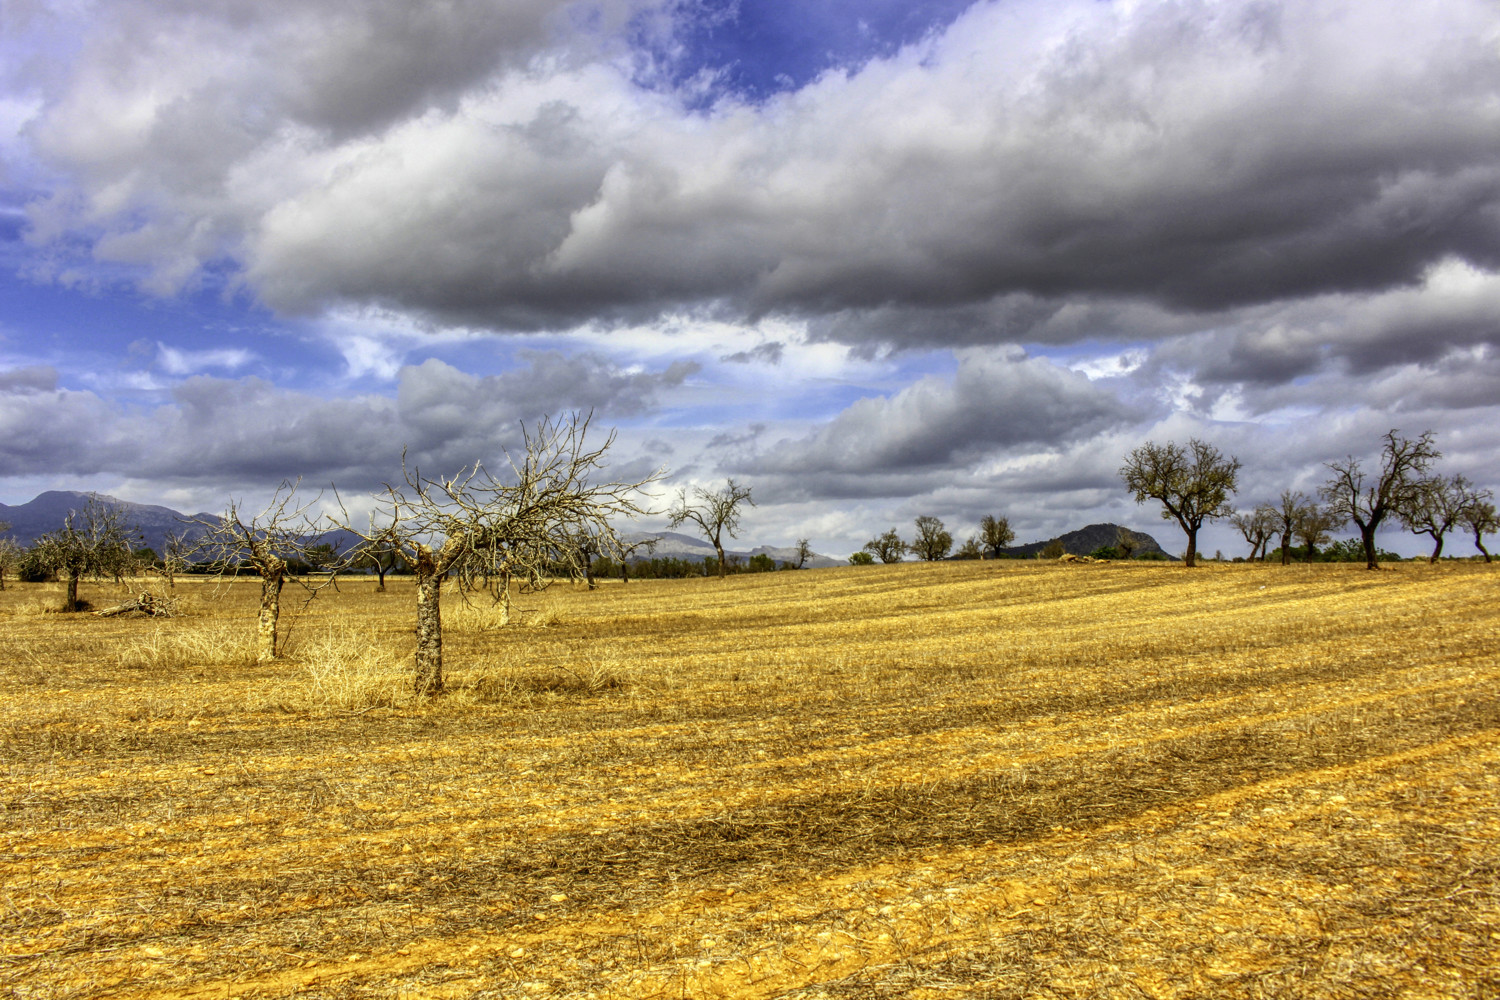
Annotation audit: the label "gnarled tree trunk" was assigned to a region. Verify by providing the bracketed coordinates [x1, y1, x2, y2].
[257, 566, 285, 662]
[413, 547, 444, 696]
[65, 570, 81, 611]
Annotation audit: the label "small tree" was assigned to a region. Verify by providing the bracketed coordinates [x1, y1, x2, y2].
[159, 530, 191, 590]
[1120, 439, 1241, 568]
[188, 483, 333, 662]
[978, 515, 1014, 559]
[911, 516, 953, 561]
[1458, 496, 1496, 562]
[0, 535, 20, 591]
[340, 414, 659, 696]
[668, 479, 754, 580]
[1268, 490, 1309, 566]
[863, 528, 906, 564]
[1402, 474, 1483, 563]
[33, 497, 140, 610]
[617, 537, 658, 584]
[849, 550, 875, 565]
[1115, 526, 1141, 559]
[1230, 507, 1276, 561]
[1294, 503, 1345, 562]
[1321, 430, 1441, 570]
[1040, 538, 1066, 560]
[956, 535, 984, 559]
[793, 538, 813, 569]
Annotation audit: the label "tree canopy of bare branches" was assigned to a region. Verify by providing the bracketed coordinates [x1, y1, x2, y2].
[863, 528, 907, 564]
[187, 481, 334, 662]
[1120, 439, 1240, 568]
[979, 515, 1014, 559]
[911, 516, 953, 561]
[1320, 430, 1440, 570]
[33, 496, 140, 610]
[1230, 506, 1276, 561]
[1462, 497, 1498, 563]
[667, 479, 754, 580]
[340, 413, 660, 696]
[1294, 502, 1345, 562]
[1402, 474, 1486, 563]
[0, 533, 20, 592]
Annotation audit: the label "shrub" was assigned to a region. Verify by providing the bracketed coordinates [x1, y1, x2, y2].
[849, 551, 875, 565]
[1089, 546, 1120, 560]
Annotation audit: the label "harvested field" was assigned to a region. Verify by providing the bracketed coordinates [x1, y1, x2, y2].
[2, 560, 1498, 999]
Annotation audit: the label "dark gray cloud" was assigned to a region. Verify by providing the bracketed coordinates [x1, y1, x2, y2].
[720, 341, 784, 365]
[17, 0, 1500, 350]
[0, 352, 692, 490]
[745, 349, 1139, 496]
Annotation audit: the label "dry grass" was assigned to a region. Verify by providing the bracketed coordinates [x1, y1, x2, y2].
[1, 562, 1498, 999]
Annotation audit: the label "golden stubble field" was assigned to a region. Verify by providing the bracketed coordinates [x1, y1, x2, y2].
[2, 559, 1498, 999]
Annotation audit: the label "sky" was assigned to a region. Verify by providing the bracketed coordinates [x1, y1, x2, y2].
[2, 0, 1499, 560]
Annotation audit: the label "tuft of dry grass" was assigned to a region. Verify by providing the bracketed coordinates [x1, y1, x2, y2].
[0, 562, 1497, 999]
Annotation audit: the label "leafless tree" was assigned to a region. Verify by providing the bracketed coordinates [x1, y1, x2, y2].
[1294, 503, 1345, 562]
[159, 530, 190, 590]
[1229, 507, 1274, 561]
[863, 527, 907, 564]
[187, 482, 334, 662]
[1462, 497, 1497, 562]
[352, 515, 403, 591]
[338, 414, 660, 696]
[668, 479, 754, 579]
[1402, 474, 1485, 563]
[794, 538, 813, 569]
[911, 516, 953, 561]
[1268, 490, 1309, 565]
[1115, 526, 1141, 559]
[1321, 430, 1440, 570]
[617, 537, 658, 583]
[33, 497, 140, 611]
[0, 534, 19, 591]
[979, 515, 1014, 559]
[1120, 439, 1241, 568]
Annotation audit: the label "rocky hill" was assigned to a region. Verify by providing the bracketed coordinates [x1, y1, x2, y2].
[1001, 522, 1176, 560]
[0, 491, 220, 555]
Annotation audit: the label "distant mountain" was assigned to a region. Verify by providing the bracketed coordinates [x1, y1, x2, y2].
[0, 491, 220, 555]
[621, 530, 842, 568]
[1000, 523, 1176, 560]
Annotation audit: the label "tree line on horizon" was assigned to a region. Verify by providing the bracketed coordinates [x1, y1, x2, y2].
[1120, 428, 1496, 569]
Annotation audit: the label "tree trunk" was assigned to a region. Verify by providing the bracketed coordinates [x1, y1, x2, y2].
[1476, 529, 1492, 563]
[413, 564, 444, 696]
[715, 543, 727, 579]
[66, 571, 80, 611]
[583, 550, 596, 590]
[257, 570, 284, 662]
[1429, 535, 1444, 564]
[1280, 538, 1290, 565]
[1305, 543, 1317, 563]
[1183, 529, 1198, 568]
[1359, 522, 1380, 570]
[375, 560, 387, 592]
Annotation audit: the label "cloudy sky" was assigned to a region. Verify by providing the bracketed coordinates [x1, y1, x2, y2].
[2, 0, 1498, 559]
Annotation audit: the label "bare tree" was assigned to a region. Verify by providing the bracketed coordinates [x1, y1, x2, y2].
[1120, 439, 1240, 568]
[339, 414, 659, 696]
[352, 516, 402, 592]
[1230, 507, 1276, 561]
[1115, 526, 1141, 559]
[1294, 503, 1345, 562]
[0, 534, 19, 591]
[1321, 430, 1440, 570]
[863, 527, 907, 564]
[979, 515, 1014, 559]
[1268, 490, 1309, 565]
[1402, 474, 1484, 563]
[160, 530, 191, 590]
[668, 479, 754, 580]
[33, 497, 140, 611]
[616, 536, 658, 584]
[187, 482, 333, 662]
[793, 538, 813, 569]
[911, 516, 953, 561]
[1462, 497, 1497, 562]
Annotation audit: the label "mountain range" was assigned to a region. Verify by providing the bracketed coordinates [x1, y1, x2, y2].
[0, 492, 1172, 565]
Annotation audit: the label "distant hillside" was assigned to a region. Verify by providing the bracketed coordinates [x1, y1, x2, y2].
[0, 491, 221, 555]
[1001, 523, 1176, 560]
[621, 530, 842, 568]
